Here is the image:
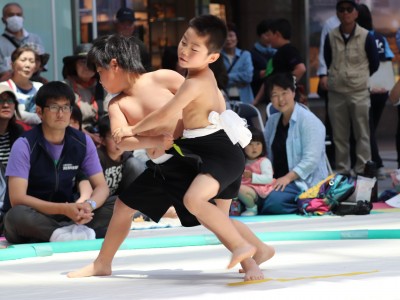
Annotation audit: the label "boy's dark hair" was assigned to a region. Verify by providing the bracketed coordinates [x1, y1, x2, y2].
[98, 115, 111, 138]
[188, 14, 227, 53]
[248, 126, 267, 158]
[269, 18, 291, 40]
[256, 19, 273, 36]
[71, 104, 83, 130]
[35, 81, 75, 108]
[265, 72, 296, 97]
[87, 34, 146, 74]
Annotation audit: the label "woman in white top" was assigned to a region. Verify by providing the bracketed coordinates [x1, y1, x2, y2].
[0, 45, 42, 127]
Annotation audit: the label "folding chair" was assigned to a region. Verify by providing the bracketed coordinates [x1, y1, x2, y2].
[229, 101, 264, 131]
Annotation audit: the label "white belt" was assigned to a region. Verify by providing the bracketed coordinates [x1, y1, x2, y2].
[182, 110, 251, 148]
[151, 153, 173, 164]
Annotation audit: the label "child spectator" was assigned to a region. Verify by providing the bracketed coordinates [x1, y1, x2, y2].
[97, 115, 145, 199]
[239, 127, 274, 216]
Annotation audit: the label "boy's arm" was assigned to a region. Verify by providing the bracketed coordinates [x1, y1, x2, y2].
[108, 99, 165, 150]
[121, 79, 199, 136]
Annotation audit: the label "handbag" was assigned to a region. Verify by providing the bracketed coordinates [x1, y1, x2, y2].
[296, 174, 355, 215]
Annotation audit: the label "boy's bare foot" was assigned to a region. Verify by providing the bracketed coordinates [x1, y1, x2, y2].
[227, 244, 256, 269]
[240, 258, 264, 281]
[239, 243, 275, 273]
[67, 261, 111, 278]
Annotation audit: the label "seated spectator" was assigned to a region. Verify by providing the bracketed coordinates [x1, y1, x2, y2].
[97, 115, 146, 198]
[62, 43, 105, 145]
[238, 127, 275, 216]
[259, 73, 328, 214]
[69, 104, 83, 131]
[2, 81, 112, 244]
[0, 85, 24, 235]
[0, 45, 42, 127]
[23, 42, 50, 84]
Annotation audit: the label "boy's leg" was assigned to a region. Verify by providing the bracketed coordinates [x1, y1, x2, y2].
[183, 174, 256, 269]
[215, 199, 275, 275]
[67, 198, 135, 278]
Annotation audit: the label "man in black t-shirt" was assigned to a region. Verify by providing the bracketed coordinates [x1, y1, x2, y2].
[253, 18, 306, 106]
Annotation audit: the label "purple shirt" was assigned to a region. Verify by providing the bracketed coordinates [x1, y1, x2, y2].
[6, 134, 102, 179]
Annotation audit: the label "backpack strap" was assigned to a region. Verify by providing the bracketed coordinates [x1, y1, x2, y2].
[226, 50, 242, 74]
[2, 33, 20, 48]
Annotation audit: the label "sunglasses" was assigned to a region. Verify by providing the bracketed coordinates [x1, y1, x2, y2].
[0, 98, 15, 105]
[337, 6, 355, 13]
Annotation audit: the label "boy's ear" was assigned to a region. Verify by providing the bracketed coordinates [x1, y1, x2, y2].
[208, 53, 220, 64]
[110, 58, 118, 70]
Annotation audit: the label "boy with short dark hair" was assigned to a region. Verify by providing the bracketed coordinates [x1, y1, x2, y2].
[113, 15, 261, 270]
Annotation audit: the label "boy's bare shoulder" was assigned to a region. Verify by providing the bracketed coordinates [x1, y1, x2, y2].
[150, 69, 185, 83]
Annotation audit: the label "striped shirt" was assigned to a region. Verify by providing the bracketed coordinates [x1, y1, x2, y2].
[0, 132, 11, 166]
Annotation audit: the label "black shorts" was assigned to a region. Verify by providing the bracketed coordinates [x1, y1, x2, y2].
[119, 156, 200, 227]
[168, 130, 245, 199]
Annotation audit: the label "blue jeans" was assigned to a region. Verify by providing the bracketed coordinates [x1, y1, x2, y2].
[258, 182, 301, 215]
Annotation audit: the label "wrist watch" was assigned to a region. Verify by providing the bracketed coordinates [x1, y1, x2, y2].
[85, 199, 97, 210]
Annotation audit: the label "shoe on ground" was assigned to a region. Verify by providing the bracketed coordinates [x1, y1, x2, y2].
[241, 206, 257, 216]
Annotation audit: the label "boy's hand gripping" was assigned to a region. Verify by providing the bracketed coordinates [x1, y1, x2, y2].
[112, 126, 132, 143]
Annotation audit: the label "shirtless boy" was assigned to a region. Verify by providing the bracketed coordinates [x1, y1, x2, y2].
[113, 15, 273, 272]
[67, 33, 274, 281]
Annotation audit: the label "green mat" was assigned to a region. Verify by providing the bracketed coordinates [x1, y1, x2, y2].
[1, 229, 400, 262]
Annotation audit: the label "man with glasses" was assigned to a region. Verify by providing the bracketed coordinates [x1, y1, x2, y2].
[1, 81, 112, 244]
[322, 0, 379, 176]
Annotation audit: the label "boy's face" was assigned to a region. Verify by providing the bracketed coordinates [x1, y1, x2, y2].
[97, 62, 118, 94]
[177, 27, 218, 69]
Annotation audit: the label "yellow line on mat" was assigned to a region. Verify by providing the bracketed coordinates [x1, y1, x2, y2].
[228, 270, 379, 286]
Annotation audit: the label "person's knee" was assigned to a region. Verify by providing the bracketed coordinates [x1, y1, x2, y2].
[259, 194, 297, 215]
[4, 205, 33, 229]
[114, 198, 136, 218]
